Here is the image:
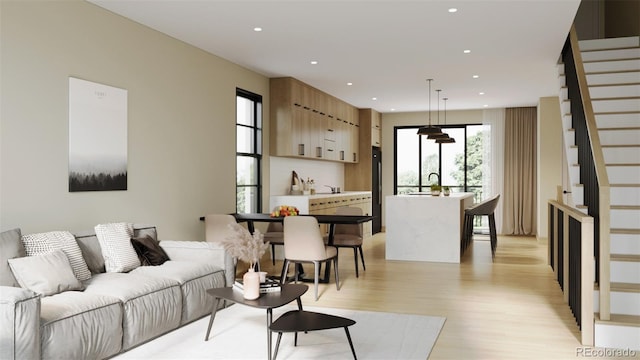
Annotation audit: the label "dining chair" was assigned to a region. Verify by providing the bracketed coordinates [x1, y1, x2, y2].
[325, 206, 366, 277]
[204, 214, 247, 274]
[280, 216, 340, 301]
[462, 194, 501, 258]
[264, 222, 284, 265]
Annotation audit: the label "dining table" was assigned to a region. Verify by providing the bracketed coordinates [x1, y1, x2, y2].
[200, 213, 374, 283]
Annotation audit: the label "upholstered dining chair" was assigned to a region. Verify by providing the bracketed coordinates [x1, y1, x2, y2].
[204, 214, 246, 274]
[325, 206, 366, 278]
[462, 194, 501, 259]
[264, 222, 284, 265]
[280, 216, 340, 301]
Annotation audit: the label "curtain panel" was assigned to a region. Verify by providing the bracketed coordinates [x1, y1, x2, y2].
[503, 107, 537, 235]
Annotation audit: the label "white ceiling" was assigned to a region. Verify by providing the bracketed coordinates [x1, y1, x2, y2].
[89, 0, 581, 112]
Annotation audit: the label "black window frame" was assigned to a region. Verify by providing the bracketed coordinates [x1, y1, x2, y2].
[236, 88, 263, 214]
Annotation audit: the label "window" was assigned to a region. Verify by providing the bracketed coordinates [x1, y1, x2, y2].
[236, 89, 262, 214]
[394, 124, 490, 202]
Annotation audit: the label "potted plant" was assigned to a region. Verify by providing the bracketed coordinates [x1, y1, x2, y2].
[430, 184, 441, 196]
[443, 186, 451, 196]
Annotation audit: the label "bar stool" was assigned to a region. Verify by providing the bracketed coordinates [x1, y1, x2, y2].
[463, 194, 500, 258]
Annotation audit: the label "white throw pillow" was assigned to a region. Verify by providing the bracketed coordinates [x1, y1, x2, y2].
[94, 222, 140, 273]
[21, 230, 92, 281]
[8, 249, 85, 296]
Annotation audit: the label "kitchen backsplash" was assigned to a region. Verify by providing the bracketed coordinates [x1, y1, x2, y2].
[269, 156, 344, 195]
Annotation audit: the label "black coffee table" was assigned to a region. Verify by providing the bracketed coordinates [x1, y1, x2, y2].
[205, 283, 308, 360]
[270, 310, 357, 360]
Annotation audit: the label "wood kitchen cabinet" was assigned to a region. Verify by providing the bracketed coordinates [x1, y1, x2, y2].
[270, 77, 359, 163]
[345, 108, 381, 191]
[270, 192, 373, 238]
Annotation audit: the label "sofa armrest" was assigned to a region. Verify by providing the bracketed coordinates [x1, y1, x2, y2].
[159, 240, 235, 286]
[0, 286, 41, 360]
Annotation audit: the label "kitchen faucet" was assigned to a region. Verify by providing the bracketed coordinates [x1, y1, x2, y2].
[324, 185, 340, 194]
[428, 172, 440, 184]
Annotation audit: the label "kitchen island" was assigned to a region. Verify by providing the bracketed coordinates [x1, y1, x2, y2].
[385, 192, 475, 263]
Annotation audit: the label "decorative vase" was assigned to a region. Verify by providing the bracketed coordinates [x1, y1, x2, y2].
[443, 188, 451, 196]
[242, 268, 261, 300]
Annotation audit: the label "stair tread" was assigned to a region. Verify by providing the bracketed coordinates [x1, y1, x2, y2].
[602, 144, 640, 148]
[611, 282, 640, 293]
[610, 184, 640, 188]
[611, 228, 640, 235]
[595, 313, 640, 327]
[585, 69, 640, 75]
[598, 127, 640, 131]
[611, 254, 640, 262]
[610, 205, 640, 209]
[592, 96, 640, 101]
[606, 163, 640, 167]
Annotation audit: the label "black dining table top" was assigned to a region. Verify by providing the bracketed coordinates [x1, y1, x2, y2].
[200, 213, 374, 224]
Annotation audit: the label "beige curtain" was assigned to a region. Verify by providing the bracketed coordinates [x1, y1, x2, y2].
[502, 107, 537, 235]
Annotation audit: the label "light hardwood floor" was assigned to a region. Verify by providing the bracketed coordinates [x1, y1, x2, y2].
[246, 232, 612, 359]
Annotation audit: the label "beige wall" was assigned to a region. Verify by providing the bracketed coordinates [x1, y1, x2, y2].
[0, 1, 270, 240]
[537, 97, 563, 239]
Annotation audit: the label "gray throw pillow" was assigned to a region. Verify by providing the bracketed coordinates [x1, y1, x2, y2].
[8, 249, 85, 296]
[0, 228, 25, 287]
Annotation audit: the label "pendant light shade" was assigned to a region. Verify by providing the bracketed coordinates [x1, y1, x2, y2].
[417, 79, 442, 136]
[436, 97, 456, 144]
[417, 125, 443, 135]
[436, 136, 456, 143]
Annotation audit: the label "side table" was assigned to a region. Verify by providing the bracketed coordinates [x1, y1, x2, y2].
[205, 283, 308, 360]
[270, 310, 357, 359]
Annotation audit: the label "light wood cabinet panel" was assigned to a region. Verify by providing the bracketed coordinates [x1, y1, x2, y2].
[270, 77, 359, 163]
[345, 108, 381, 191]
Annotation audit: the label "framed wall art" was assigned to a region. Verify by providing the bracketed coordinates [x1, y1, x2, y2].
[68, 77, 128, 192]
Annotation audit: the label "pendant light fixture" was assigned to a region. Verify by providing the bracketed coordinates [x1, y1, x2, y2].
[417, 79, 443, 136]
[436, 97, 456, 144]
[428, 89, 449, 140]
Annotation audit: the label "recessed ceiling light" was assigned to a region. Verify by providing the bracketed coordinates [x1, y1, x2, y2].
[472, 75, 479, 79]
[390, 108, 396, 111]
[347, 82, 353, 86]
[483, 104, 489, 107]
[253, 27, 262, 32]
[310, 60, 318, 65]
[372, 97, 377, 101]
[463, 49, 471, 54]
[479, 92, 485, 95]
[448, 8, 458, 13]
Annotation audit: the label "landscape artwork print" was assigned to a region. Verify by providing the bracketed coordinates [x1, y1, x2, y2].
[68, 77, 128, 191]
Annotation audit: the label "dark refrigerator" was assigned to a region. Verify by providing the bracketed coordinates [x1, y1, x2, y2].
[371, 147, 382, 234]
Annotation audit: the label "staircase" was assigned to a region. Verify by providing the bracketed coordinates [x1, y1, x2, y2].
[559, 36, 640, 350]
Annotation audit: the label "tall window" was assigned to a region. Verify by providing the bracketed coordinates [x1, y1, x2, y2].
[236, 89, 262, 214]
[394, 124, 490, 202]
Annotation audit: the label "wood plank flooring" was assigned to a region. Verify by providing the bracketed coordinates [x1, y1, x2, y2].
[250, 233, 596, 359]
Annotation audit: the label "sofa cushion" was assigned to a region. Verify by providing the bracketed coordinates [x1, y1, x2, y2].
[21, 230, 92, 281]
[83, 272, 182, 349]
[40, 291, 123, 359]
[131, 235, 170, 266]
[8, 249, 85, 296]
[94, 222, 140, 273]
[130, 260, 226, 324]
[0, 228, 25, 287]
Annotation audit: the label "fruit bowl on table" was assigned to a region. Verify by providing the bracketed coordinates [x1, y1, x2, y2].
[270, 205, 300, 217]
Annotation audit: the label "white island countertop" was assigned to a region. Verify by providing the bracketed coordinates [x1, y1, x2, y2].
[385, 192, 474, 263]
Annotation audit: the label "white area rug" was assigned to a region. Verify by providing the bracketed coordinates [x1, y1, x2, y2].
[114, 305, 446, 359]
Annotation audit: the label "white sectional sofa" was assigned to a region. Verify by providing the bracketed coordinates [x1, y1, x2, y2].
[0, 224, 234, 360]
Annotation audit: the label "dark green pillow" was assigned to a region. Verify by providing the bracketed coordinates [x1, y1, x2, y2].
[130, 235, 169, 266]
